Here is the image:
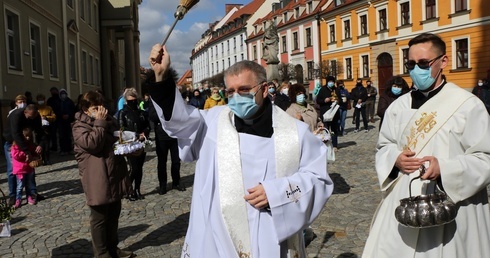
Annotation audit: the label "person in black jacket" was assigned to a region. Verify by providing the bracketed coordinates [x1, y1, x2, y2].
[316, 76, 339, 149]
[350, 80, 369, 132]
[472, 78, 490, 115]
[189, 89, 205, 109]
[3, 104, 46, 204]
[57, 89, 76, 155]
[148, 100, 185, 195]
[118, 88, 150, 200]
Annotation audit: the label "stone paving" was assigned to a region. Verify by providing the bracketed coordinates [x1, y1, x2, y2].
[0, 111, 383, 258]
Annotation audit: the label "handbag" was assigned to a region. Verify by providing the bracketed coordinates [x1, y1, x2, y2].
[315, 128, 335, 163]
[0, 188, 12, 237]
[323, 102, 339, 122]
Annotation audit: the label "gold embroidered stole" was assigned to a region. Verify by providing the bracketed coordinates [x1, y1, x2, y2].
[401, 83, 473, 156]
[217, 106, 300, 257]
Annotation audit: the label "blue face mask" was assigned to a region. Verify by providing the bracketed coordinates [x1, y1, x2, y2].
[409, 65, 441, 91]
[391, 87, 402, 96]
[296, 94, 305, 104]
[268, 87, 276, 94]
[228, 91, 260, 119]
[327, 82, 335, 88]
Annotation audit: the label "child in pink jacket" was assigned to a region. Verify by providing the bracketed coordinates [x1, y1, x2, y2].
[11, 128, 39, 208]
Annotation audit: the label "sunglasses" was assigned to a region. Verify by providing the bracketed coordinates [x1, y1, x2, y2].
[404, 54, 444, 70]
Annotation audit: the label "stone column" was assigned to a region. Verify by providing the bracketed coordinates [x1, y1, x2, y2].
[124, 27, 136, 90]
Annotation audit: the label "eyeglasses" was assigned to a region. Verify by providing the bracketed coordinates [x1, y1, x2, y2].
[404, 54, 444, 70]
[226, 82, 265, 98]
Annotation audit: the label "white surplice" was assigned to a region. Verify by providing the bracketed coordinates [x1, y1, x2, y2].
[363, 83, 490, 258]
[151, 89, 334, 258]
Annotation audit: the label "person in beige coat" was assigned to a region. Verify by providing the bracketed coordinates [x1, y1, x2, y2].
[285, 83, 318, 132]
[72, 91, 133, 258]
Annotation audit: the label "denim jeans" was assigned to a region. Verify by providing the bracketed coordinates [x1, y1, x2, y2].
[16, 172, 36, 200]
[4, 142, 16, 198]
[339, 108, 348, 134]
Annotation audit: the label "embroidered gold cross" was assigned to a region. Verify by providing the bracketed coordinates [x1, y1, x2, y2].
[404, 112, 437, 151]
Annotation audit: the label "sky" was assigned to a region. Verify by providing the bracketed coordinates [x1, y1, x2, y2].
[138, 0, 251, 79]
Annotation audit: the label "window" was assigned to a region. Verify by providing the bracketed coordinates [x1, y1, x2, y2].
[48, 33, 58, 78]
[67, 0, 74, 8]
[360, 15, 368, 35]
[228, 57, 231, 68]
[401, 2, 410, 26]
[305, 28, 312, 47]
[379, 9, 387, 31]
[221, 43, 224, 53]
[82, 51, 87, 83]
[69, 43, 77, 81]
[344, 20, 351, 39]
[282, 36, 287, 52]
[89, 54, 94, 84]
[30, 23, 42, 75]
[335, 0, 344, 6]
[215, 46, 218, 56]
[331, 60, 337, 77]
[293, 32, 298, 50]
[329, 24, 336, 43]
[295, 7, 300, 18]
[241, 53, 244, 61]
[80, 0, 85, 20]
[308, 2, 313, 13]
[88, 0, 92, 26]
[426, 0, 436, 19]
[233, 37, 236, 49]
[6, 9, 21, 70]
[362, 55, 369, 78]
[240, 35, 243, 46]
[455, 38, 468, 68]
[93, 3, 98, 31]
[227, 40, 230, 52]
[345, 58, 352, 79]
[402, 48, 409, 74]
[307, 61, 314, 80]
[253, 45, 257, 60]
[222, 60, 225, 71]
[283, 12, 288, 22]
[455, 0, 467, 12]
[95, 58, 100, 85]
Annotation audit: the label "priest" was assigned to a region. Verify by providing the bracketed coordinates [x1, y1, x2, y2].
[147, 44, 333, 258]
[363, 33, 490, 257]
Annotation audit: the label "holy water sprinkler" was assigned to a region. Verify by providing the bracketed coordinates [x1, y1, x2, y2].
[161, 0, 200, 46]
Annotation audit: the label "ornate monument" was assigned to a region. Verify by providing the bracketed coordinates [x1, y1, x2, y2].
[262, 21, 280, 81]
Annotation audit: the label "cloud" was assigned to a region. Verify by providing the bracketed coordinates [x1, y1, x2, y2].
[139, 0, 246, 79]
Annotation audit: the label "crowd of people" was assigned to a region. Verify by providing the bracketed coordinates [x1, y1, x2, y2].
[3, 31, 490, 258]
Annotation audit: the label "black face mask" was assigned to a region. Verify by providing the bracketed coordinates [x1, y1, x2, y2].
[127, 99, 138, 109]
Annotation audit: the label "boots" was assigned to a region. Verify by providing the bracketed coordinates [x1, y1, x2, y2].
[133, 189, 144, 200]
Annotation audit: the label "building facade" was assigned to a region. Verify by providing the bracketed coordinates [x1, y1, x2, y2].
[1, 0, 141, 133]
[318, 0, 490, 94]
[190, 0, 276, 88]
[248, 0, 328, 92]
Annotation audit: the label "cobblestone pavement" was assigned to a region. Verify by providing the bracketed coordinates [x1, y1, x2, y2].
[0, 111, 382, 258]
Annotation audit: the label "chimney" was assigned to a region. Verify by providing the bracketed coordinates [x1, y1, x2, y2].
[225, 4, 243, 14]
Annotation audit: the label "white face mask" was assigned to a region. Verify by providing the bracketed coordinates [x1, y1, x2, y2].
[37, 100, 44, 105]
[281, 88, 289, 95]
[17, 103, 26, 109]
[478, 82, 483, 87]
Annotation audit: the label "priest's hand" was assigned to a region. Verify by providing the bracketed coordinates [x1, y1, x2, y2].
[244, 184, 269, 210]
[419, 156, 440, 180]
[148, 44, 171, 82]
[395, 150, 423, 173]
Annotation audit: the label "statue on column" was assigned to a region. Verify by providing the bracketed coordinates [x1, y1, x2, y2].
[262, 22, 280, 64]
